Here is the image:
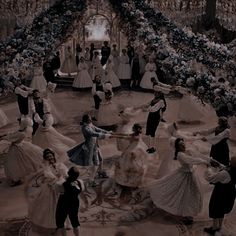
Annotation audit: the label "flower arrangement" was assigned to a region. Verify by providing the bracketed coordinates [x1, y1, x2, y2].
[109, 0, 236, 116]
[0, 0, 86, 94]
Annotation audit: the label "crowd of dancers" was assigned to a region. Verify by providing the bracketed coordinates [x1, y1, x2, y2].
[0, 42, 236, 236]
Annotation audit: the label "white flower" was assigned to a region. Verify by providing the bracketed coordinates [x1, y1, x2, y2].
[197, 86, 205, 94]
[214, 88, 222, 96]
[186, 77, 195, 87]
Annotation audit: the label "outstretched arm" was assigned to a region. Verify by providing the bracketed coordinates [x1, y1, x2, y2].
[178, 151, 209, 165]
[206, 129, 230, 145]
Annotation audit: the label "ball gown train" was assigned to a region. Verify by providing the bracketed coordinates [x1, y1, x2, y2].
[149, 149, 208, 217]
[104, 61, 121, 88]
[114, 135, 148, 187]
[140, 62, 158, 89]
[32, 114, 76, 162]
[95, 92, 121, 127]
[118, 54, 131, 80]
[0, 122, 42, 183]
[30, 67, 47, 92]
[26, 161, 68, 229]
[73, 62, 93, 89]
[177, 88, 205, 123]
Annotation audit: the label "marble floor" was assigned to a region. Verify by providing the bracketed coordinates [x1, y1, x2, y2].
[0, 89, 236, 236]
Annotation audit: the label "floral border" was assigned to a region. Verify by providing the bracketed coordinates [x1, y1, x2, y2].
[109, 0, 236, 116]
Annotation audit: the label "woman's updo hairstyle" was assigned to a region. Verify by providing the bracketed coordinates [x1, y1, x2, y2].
[174, 138, 184, 160]
[43, 148, 55, 160]
[67, 167, 80, 182]
[81, 114, 90, 125]
[132, 123, 142, 135]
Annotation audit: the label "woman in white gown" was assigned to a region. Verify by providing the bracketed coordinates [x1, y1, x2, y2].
[116, 107, 141, 152]
[111, 44, 119, 74]
[177, 87, 205, 124]
[136, 46, 146, 78]
[60, 46, 77, 76]
[118, 49, 131, 80]
[0, 108, 8, 128]
[73, 57, 93, 89]
[114, 124, 148, 190]
[91, 51, 104, 80]
[30, 66, 47, 92]
[156, 123, 211, 179]
[44, 82, 62, 125]
[149, 138, 209, 221]
[140, 57, 158, 89]
[93, 82, 121, 129]
[26, 149, 68, 231]
[0, 117, 42, 186]
[104, 58, 121, 88]
[32, 113, 76, 162]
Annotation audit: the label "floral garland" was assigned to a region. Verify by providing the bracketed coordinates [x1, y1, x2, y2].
[0, 0, 86, 94]
[109, 0, 236, 116]
[133, 0, 236, 79]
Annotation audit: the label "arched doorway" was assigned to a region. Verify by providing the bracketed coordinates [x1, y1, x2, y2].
[83, 14, 111, 48]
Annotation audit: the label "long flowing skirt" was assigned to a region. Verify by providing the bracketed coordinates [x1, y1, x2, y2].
[149, 167, 203, 217]
[26, 172, 59, 229]
[96, 102, 121, 127]
[116, 123, 132, 152]
[47, 98, 62, 125]
[140, 71, 157, 89]
[0, 109, 8, 128]
[118, 63, 131, 80]
[112, 57, 119, 74]
[60, 56, 77, 74]
[30, 75, 47, 92]
[155, 138, 180, 179]
[178, 95, 204, 123]
[104, 70, 121, 88]
[73, 70, 93, 88]
[4, 142, 43, 182]
[32, 127, 76, 162]
[114, 142, 148, 187]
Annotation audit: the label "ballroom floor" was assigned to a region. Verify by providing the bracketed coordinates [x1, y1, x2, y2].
[0, 89, 236, 236]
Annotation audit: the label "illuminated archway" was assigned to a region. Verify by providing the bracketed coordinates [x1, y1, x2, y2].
[84, 14, 111, 45]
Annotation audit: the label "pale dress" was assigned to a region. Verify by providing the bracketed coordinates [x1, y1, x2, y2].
[92, 56, 104, 80]
[104, 62, 121, 88]
[177, 88, 204, 123]
[110, 49, 119, 74]
[73, 62, 93, 88]
[118, 54, 131, 80]
[114, 136, 148, 187]
[0, 108, 8, 128]
[140, 63, 158, 89]
[95, 92, 121, 127]
[149, 150, 208, 217]
[30, 67, 47, 92]
[44, 85, 62, 125]
[26, 162, 68, 229]
[116, 108, 142, 152]
[60, 49, 77, 75]
[0, 128, 43, 182]
[32, 114, 76, 162]
[156, 124, 210, 179]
